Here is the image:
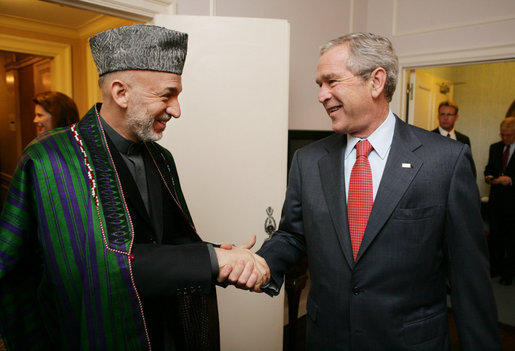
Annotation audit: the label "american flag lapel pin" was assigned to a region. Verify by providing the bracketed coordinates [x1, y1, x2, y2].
[402, 162, 412, 168]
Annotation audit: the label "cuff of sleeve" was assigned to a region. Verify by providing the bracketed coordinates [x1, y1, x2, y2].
[207, 244, 219, 280]
[261, 280, 280, 297]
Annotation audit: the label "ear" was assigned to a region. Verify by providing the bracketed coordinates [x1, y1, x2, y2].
[110, 79, 130, 109]
[369, 67, 387, 99]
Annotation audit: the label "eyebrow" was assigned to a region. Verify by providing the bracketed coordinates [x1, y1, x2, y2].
[159, 87, 181, 96]
[316, 73, 339, 86]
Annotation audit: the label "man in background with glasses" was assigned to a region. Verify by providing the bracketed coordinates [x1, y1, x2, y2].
[432, 100, 471, 146]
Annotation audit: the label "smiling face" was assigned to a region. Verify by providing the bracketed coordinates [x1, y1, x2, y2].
[33, 104, 54, 135]
[124, 70, 182, 142]
[316, 45, 380, 138]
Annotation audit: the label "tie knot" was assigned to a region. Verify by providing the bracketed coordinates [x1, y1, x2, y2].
[356, 140, 373, 157]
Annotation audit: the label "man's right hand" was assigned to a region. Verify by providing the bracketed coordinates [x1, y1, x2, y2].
[215, 235, 270, 292]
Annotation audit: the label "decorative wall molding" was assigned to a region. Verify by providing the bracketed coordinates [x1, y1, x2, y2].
[45, 0, 176, 22]
[398, 43, 515, 68]
[392, 0, 515, 37]
[0, 14, 134, 39]
[0, 15, 80, 39]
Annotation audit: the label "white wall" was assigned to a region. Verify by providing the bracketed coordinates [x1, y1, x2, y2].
[175, 0, 352, 131]
[53, 0, 515, 130]
[176, 0, 515, 131]
[153, 15, 290, 351]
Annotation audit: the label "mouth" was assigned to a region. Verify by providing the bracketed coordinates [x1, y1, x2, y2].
[326, 105, 342, 116]
[157, 114, 172, 123]
[154, 114, 172, 132]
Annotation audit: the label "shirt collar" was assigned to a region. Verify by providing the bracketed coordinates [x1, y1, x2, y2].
[345, 110, 396, 160]
[99, 115, 143, 156]
[438, 126, 455, 138]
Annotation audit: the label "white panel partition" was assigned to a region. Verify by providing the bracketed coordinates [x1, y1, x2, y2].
[153, 15, 289, 351]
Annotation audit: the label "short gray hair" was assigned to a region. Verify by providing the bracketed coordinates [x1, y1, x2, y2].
[320, 32, 399, 102]
[501, 116, 515, 130]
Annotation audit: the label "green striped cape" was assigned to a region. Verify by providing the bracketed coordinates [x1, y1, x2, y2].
[0, 105, 196, 350]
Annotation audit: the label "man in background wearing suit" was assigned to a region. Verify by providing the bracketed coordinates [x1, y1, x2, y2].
[241, 33, 500, 350]
[485, 117, 515, 286]
[432, 101, 471, 146]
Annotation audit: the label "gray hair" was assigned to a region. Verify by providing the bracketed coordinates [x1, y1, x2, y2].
[501, 116, 515, 130]
[320, 32, 399, 102]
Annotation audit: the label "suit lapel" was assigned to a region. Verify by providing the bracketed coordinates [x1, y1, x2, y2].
[356, 118, 423, 262]
[319, 135, 355, 268]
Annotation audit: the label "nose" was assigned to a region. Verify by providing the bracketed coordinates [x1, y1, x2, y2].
[318, 84, 331, 104]
[166, 98, 181, 119]
[33, 116, 39, 124]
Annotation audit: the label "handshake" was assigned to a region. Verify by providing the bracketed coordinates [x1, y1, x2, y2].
[214, 235, 270, 292]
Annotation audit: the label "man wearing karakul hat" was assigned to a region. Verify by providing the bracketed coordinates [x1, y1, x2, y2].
[0, 24, 269, 350]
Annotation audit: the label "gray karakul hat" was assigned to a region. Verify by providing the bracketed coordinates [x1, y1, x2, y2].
[89, 24, 188, 76]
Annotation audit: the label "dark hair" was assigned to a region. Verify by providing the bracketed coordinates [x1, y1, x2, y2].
[32, 91, 79, 128]
[438, 101, 459, 115]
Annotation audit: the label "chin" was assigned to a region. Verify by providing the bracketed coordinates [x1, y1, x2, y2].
[331, 123, 349, 134]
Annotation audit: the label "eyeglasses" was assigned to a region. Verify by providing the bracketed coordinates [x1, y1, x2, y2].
[439, 113, 456, 117]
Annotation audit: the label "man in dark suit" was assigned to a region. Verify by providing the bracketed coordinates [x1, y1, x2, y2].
[432, 101, 471, 146]
[238, 33, 500, 350]
[485, 117, 515, 285]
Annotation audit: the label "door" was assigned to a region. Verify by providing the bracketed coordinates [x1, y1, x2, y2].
[406, 69, 454, 130]
[153, 15, 289, 351]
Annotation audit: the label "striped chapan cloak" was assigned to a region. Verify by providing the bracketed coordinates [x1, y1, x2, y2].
[0, 105, 219, 350]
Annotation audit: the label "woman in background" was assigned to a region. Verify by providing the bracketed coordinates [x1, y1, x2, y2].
[33, 91, 79, 135]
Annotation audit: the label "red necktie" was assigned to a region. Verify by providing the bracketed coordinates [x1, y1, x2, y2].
[503, 145, 510, 171]
[348, 140, 373, 261]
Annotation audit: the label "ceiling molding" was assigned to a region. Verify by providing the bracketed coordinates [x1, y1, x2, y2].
[76, 17, 140, 38]
[0, 14, 136, 39]
[43, 0, 176, 22]
[0, 15, 79, 39]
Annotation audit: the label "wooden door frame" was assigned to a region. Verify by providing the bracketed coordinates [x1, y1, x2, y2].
[0, 34, 73, 96]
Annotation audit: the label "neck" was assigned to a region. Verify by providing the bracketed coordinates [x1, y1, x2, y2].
[99, 100, 136, 142]
[352, 103, 390, 139]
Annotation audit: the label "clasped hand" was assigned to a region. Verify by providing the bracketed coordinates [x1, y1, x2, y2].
[486, 175, 512, 186]
[214, 235, 270, 292]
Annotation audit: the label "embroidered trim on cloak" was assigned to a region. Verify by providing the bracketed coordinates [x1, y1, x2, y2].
[74, 105, 132, 247]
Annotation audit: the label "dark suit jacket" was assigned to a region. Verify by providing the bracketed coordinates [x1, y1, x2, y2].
[432, 127, 471, 146]
[259, 117, 500, 350]
[484, 140, 515, 213]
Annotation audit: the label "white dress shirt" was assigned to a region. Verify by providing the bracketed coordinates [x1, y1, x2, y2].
[345, 110, 396, 202]
[438, 126, 456, 140]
